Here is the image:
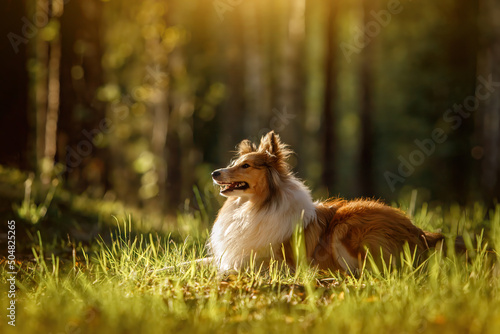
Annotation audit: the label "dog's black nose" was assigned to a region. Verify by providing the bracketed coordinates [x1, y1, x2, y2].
[212, 170, 221, 178]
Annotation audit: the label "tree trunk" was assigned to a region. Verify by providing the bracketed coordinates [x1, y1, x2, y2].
[33, 0, 49, 179]
[28, 0, 63, 185]
[321, 0, 338, 193]
[278, 0, 306, 172]
[163, 1, 194, 213]
[242, 0, 267, 136]
[0, 0, 29, 169]
[59, 0, 106, 196]
[146, 4, 169, 213]
[444, 1, 478, 204]
[219, 8, 245, 160]
[478, 0, 500, 202]
[41, 0, 64, 184]
[358, 0, 375, 197]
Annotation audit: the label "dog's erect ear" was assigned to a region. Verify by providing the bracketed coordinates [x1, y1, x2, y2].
[259, 131, 280, 156]
[237, 139, 257, 156]
[258, 131, 293, 173]
[259, 131, 292, 160]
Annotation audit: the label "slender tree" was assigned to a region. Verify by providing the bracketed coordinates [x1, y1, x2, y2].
[0, 1, 29, 169]
[444, 1, 478, 203]
[242, 0, 267, 136]
[478, 0, 500, 202]
[321, 0, 339, 193]
[358, 0, 375, 197]
[33, 0, 49, 181]
[278, 0, 306, 170]
[164, 0, 195, 213]
[219, 7, 245, 159]
[29, 0, 64, 185]
[59, 0, 106, 195]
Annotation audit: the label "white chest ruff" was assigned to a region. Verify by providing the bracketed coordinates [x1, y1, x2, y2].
[209, 179, 316, 271]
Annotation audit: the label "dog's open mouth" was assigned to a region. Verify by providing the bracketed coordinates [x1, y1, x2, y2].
[218, 181, 249, 193]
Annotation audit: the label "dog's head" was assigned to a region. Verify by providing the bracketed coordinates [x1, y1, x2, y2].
[212, 131, 292, 199]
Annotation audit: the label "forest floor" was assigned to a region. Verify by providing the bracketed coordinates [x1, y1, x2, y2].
[1, 168, 499, 333]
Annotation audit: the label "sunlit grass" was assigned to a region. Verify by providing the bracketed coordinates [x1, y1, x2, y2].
[1, 204, 499, 334]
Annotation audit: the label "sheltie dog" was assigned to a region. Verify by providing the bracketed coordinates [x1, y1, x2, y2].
[207, 131, 462, 273]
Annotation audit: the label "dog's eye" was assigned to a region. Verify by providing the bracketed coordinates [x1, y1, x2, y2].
[241, 164, 250, 169]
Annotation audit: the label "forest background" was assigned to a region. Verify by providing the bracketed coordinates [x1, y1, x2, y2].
[1, 0, 500, 223]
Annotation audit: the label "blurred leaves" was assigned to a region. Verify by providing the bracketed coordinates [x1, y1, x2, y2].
[97, 84, 120, 102]
[40, 20, 60, 42]
[3, 0, 498, 218]
[133, 151, 155, 174]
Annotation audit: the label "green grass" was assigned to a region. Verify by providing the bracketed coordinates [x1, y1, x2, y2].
[2, 204, 500, 334]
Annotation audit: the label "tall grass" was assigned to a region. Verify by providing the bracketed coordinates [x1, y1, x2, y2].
[1, 204, 499, 334]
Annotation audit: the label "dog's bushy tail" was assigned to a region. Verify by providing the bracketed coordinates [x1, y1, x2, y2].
[423, 231, 467, 254]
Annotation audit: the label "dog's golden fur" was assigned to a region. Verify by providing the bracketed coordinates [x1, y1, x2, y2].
[208, 131, 458, 273]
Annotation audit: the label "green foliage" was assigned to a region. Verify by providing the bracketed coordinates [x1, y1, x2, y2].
[14, 174, 58, 225]
[1, 204, 500, 334]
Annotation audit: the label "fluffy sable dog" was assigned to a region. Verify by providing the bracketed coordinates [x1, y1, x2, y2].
[207, 131, 462, 273]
